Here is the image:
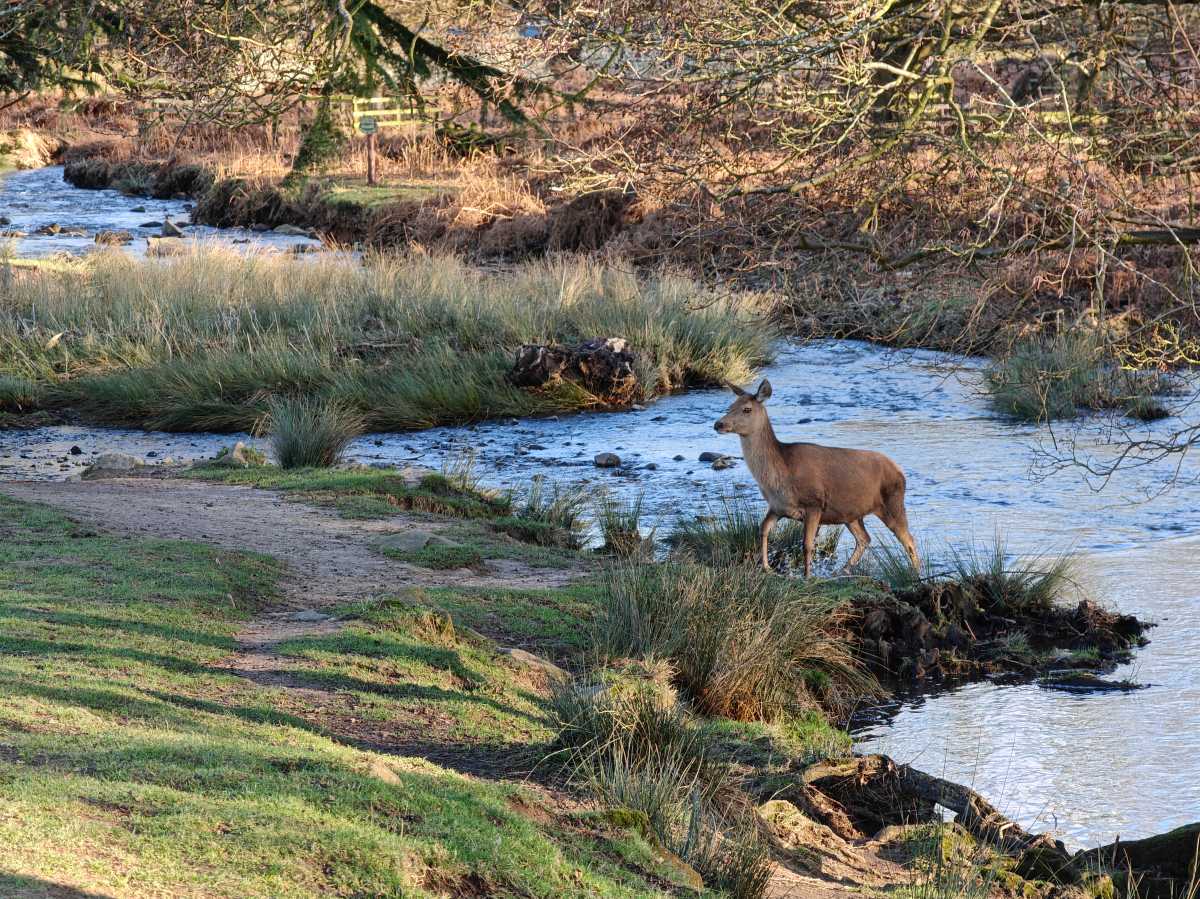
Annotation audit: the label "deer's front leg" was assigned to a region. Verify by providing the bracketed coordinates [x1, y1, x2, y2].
[802, 508, 822, 578]
[760, 510, 779, 572]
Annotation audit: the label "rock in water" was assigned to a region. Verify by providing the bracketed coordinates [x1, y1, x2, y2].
[594, 452, 621, 468]
[81, 453, 145, 480]
[273, 223, 309, 236]
[95, 229, 134, 245]
[161, 218, 185, 238]
[711, 455, 735, 470]
[698, 451, 722, 462]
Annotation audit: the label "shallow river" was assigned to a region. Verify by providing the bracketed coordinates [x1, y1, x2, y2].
[5, 341, 1197, 847]
[1, 168, 1196, 847]
[0, 166, 319, 257]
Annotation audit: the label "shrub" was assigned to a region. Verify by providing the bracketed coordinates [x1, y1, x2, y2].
[597, 561, 872, 719]
[268, 396, 364, 468]
[289, 97, 345, 177]
[987, 332, 1171, 422]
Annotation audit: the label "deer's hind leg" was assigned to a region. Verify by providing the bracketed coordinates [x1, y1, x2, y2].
[878, 494, 920, 572]
[759, 510, 779, 572]
[844, 518, 871, 573]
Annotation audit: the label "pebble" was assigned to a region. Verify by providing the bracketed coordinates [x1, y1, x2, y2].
[594, 452, 621, 468]
[69, 446, 83, 455]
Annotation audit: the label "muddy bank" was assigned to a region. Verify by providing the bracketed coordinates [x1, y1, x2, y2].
[850, 579, 1150, 685]
[775, 753, 1198, 899]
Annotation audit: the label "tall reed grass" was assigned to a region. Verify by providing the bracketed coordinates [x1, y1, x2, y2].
[267, 396, 364, 468]
[0, 248, 775, 432]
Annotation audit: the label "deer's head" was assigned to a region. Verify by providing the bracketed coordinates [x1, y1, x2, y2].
[714, 379, 772, 436]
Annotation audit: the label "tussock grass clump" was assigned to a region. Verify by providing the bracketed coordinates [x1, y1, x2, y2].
[493, 475, 587, 548]
[866, 538, 930, 594]
[868, 532, 1073, 615]
[948, 534, 1075, 615]
[2, 249, 775, 432]
[0, 373, 40, 411]
[549, 665, 773, 899]
[594, 490, 654, 557]
[597, 562, 871, 720]
[987, 332, 1172, 422]
[268, 396, 364, 468]
[668, 496, 838, 570]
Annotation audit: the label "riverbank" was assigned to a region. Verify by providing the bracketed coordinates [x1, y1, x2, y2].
[0, 248, 773, 433]
[47, 143, 1200, 368]
[0, 464, 1190, 898]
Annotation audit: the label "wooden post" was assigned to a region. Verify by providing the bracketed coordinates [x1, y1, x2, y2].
[367, 131, 377, 186]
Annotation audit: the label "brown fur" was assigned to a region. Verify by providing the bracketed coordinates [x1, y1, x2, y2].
[714, 379, 920, 577]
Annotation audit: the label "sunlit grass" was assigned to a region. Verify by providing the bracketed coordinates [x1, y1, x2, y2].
[1, 248, 776, 432]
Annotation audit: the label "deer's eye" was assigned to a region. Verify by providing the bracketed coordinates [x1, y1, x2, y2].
[742, 407, 751, 413]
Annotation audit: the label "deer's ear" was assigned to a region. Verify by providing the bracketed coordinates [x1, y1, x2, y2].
[755, 379, 772, 402]
[724, 381, 748, 397]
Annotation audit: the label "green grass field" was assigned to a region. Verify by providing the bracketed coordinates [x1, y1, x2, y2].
[0, 495, 699, 897]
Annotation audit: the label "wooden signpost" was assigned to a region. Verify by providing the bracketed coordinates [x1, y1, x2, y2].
[351, 97, 422, 186]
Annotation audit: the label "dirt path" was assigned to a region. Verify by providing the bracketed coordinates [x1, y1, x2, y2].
[0, 477, 579, 712]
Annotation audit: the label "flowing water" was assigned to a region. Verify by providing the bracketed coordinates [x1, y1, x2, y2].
[1, 172, 1196, 848]
[0, 166, 320, 257]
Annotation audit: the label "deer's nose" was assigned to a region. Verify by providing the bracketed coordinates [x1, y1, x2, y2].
[714, 421, 725, 432]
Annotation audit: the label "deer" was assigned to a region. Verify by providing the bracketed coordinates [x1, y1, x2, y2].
[713, 378, 920, 578]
